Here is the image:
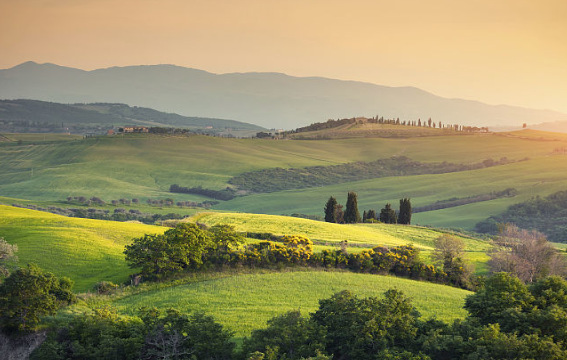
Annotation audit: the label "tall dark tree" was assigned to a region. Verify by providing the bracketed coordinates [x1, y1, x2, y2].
[367, 209, 377, 221]
[379, 203, 397, 224]
[323, 196, 338, 223]
[398, 198, 412, 225]
[344, 192, 361, 224]
[334, 204, 345, 224]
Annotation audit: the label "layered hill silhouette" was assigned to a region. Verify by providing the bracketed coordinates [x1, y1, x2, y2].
[1, 61, 566, 129]
[0, 99, 264, 135]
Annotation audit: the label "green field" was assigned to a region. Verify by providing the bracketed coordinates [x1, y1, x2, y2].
[2, 130, 566, 231]
[190, 212, 491, 272]
[110, 270, 472, 338]
[0, 205, 166, 292]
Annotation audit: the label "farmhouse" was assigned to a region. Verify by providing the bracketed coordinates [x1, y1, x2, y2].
[119, 126, 149, 133]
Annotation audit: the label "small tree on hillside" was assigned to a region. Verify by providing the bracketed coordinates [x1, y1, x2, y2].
[0, 264, 75, 332]
[398, 198, 412, 225]
[489, 224, 567, 283]
[124, 223, 212, 279]
[433, 234, 474, 287]
[344, 192, 361, 224]
[379, 203, 397, 224]
[324, 196, 338, 223]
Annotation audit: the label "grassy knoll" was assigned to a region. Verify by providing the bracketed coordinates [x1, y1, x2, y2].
[189, 212, 491, 272]
[110, 270, 472, 339]
[0, 205, 166, 292]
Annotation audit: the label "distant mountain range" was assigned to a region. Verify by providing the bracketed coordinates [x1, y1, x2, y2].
[1, 61, 566, 129]
[0, 99, 265, 135]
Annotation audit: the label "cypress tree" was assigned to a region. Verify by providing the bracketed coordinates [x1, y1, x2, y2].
[367, 209, 377, 221]
[344, 192, 361, 224]
[379, 203, 397, 224]
[398, 198, 412, 225]
[324, 196, 338, 223]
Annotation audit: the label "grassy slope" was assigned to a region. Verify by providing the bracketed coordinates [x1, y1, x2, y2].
[0, 205, 165, 292]
[189, 212, 491, 272]
[2, 130, 567, 230]
[111, 270, 471, 338]
[217, 156, 567, 230]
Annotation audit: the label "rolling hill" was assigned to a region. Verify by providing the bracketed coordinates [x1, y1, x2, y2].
[0, 99, 265, 136]
[0, 204, 166, 292]
[109, 270, 472, 339]
[0, 204, 489, 292]
[2, 61, 567, 129]
[2, 130, 567, 234]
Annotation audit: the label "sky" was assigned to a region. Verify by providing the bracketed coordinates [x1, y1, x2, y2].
[1, 0, 567, 113]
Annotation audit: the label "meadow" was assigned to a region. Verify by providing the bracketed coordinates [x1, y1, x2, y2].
[1, 130, 567, 231]
[109, 270, 472, 339]
[0, 205, 165, 292]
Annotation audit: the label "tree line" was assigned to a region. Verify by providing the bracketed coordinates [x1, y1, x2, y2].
[229, 156, 513, 194]
[170, 184, 237, 201]
[21, 274, 567, 360]
[324, 192, 412, 225]
[286, 116, 490, 135]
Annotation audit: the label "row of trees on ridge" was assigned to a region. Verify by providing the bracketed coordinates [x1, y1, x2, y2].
[324, 192, 412, 224]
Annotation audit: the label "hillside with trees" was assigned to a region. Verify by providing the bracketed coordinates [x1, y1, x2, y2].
[475, 190, 567, 242]
[0, 99, 264, 136]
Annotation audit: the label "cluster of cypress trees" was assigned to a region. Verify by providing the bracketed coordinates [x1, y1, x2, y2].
[324, 193, 411, 225]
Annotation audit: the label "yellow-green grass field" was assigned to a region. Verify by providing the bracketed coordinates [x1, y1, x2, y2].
[0, 205, 166, 292]
[110, 270, 472, 339]
[189, 212, 491, 272]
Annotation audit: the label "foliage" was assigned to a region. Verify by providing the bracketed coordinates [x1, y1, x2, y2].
[380, 203, 397, 224]
[0, 237, 18, 278]
[0, 264, 75, 332]
[170, 184, 237, 201]
[31, 306, 234, 360]
[398, 198, 412, 225]
[475, 190, 567, 242]
[343, 192, 361, 224]
[94, 281, 119, 295]
[140, 308, 235, 360]
[312, 290, 420, 359]
[488, 224, 566, 283]
[464, 272, 534, 331]
[414, 188, 517, 213]
[124, 223, 212, 279]
[228, 156, 513, 194]
[241, 311, 326, 360]
[31, 306, 145, 360]
[463, 274, 567, 355]
[323, 196, 337, 223]
[432, 234, 474, 288]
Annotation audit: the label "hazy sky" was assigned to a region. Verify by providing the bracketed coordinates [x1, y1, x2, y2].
[1, 0, 566, 112]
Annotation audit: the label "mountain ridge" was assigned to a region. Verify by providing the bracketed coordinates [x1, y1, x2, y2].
[2, 61, 566, 129]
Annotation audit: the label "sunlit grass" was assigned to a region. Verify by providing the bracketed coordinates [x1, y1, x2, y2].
[0, 205, 166, 291]
[111, 270, 472, 339]
[189, 212, 491, 272]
